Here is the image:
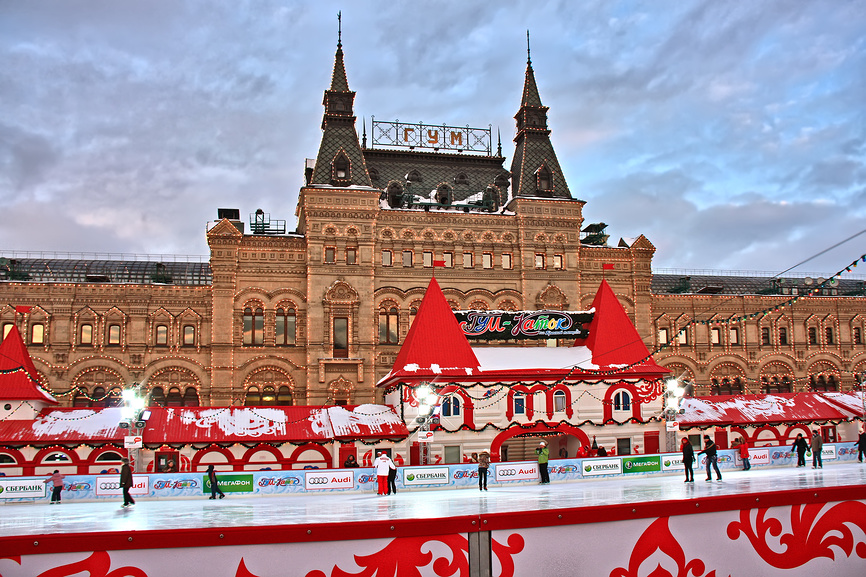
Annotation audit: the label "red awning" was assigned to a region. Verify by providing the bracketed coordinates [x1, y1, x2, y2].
[0, 405, 409, 446]
[677, 393, 857, 428]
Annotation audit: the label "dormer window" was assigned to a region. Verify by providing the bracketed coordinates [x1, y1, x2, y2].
[536, 166, 552, 192]
[436, 184, 452, 205]
[331, 151, 350, 184]
[407, 170, 422, 183]
[386, 182, 404, 208]
[454, 173, 469, 185]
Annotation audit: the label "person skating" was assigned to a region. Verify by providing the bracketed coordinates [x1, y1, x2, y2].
[697, 435, 722, 481]
[374, 452, 394, 496]
[120, 458, 135, 508]
[478, 450, 490, 491]
[737, 438, 751, 471]
[810, 431, 823, 469]
[791, 433, 808, 467]
[207, 464, 225, 499]
[536, 441, 550, 484]
[680, 437, 695, 482]
[43, 470, 65, 504]
[855, 428, 866, 463]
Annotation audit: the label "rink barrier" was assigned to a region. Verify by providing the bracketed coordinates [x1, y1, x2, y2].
[0, 443, 858, 503]
[1, 482, 865, 576]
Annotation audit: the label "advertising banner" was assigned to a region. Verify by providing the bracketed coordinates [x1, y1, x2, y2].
[95, 475, 149, 497]
[203, 473, 254, 494]
[124, 435, 143, 449]
[454, 310, 592, 340]
[418, 430, 434, 443]
[493, 463, 539, 482]
[661, 455, 685, 472]
[622, 455, 661, 475]
[0, 478, 46, 500]
[304, 470, 354, 491]
[256, 473, 305, 494]
[402, 467, 449, 486]
[582, 458, 622, 477]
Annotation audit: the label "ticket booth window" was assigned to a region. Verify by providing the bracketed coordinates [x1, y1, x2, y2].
[156, 451, 179, 473]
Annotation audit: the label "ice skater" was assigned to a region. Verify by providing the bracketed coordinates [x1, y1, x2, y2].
[478, 450, 490, 491]
[536, 441, 550, 484]
[680, 437, 694, 482]
[791, 433, 808, 467]
[737, 438, 751, 471]
[374, 452, 395, 496]
[120, 458, 135, 508]
[43, 470, 65, 504]
[697, 435, 722, 481]
[387, 459, 398, 495]
[810, 431, 823, 469]
[855, 427, 866, 463]
[207, 464, 225, 499]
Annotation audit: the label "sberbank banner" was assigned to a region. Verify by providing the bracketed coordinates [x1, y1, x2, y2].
[0, 478, 46, 500]
[203, 473, 254, 494]
[622, 455, 661, 475]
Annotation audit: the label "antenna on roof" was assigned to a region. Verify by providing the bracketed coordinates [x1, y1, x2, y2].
[337, 11, 342, 48]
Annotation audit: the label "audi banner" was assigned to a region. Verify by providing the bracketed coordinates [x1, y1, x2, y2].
[493, 463, 539, 482]
[94, 475, 150, 497]
[304, 471, 354, 490]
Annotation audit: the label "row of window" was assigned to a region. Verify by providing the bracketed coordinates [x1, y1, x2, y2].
[707, 374, 840, 396]
[1, 322, 198, 347]
[366, 250, 565, 270]
[242, 307, 296, 346]
[72, 386, 201, 408]
[659, 326, 863, 346]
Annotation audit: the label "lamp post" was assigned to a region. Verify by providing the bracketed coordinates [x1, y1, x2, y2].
[663, 378, 686, 452]
[415, 383, 438, 465]
[118, 383, 150, 471]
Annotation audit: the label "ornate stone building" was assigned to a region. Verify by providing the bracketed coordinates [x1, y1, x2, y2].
[1, 37, 864, 412]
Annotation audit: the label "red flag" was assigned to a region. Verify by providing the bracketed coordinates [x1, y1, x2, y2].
[15, 306, 32, 314]
[433, 260, 446, 267]
[602, 263, 615, 270]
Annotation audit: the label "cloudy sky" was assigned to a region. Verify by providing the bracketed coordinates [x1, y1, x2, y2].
[1, 0, 864, 275]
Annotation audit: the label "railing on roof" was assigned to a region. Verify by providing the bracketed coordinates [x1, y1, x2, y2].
[653, 268, 866, 280]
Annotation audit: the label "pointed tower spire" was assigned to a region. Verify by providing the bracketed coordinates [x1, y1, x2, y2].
[309, 14, 372, 187]
[510, 33, 571, 199]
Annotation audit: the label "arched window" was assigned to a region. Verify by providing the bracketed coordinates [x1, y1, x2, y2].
[244, 386, 260, 407]
[155, 325, 168, 346]
[72, 387, 90, 408]
[104, 387, 123, 407]
[613, 391, 631, 412]
[332, 152, 350, 183]
[407, 169, 422, 183]
[96, 452, 123, 462]
[165, 387, 183, 407]
[30, 323, 44, 345]
[441, 396, 461, 417]
[45, 452, 70, 462]
[537, 166, 551, 191]
[107, 324, 121, 346]
[277, 386, 293, 406]
[436, 184, 452, 205]
[276, 307, 296, 346]
[378, 306, 399, 344]
[183, 387, 200, 406]
[409, 307, 418, 328]
[553, 390, 567, 412]
[80, 323, 93, 346]
[91, 386, 106, 408]
[183, 325, 195, 346]
[243, 307, 264, 346]
[513, 392, 526, 415]
[261, 386, 277, 406]
[149, 386, 166, 407]
[368, 167, 379, 183]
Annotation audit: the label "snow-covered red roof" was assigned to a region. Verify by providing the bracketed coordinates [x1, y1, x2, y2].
[677, 393, 858, 428]
[819, 391, 866, 417]
[0, 325, 57, 404]
[0, 405, 408, 445]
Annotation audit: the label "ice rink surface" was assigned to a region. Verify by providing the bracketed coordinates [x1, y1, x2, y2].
[2, 463, 865, 538]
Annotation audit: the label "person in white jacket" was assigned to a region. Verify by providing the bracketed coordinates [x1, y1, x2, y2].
[375, 452, 395, 496]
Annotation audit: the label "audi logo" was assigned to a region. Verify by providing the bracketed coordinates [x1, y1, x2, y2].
[498, 468, 518, 476]
[100, 482, 121, 490]
[307, 477, 330, 485]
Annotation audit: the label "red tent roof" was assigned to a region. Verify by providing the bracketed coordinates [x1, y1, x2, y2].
[0, 325, 57, 404]
[0, 405, 408, 445]
[384, 277, 481, 381]
[582, 279, 662, 373]
[677, 393, 857, 428]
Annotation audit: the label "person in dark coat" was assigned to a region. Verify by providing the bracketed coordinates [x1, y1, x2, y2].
[387, 460, 398, 495]
[697, 435, 722, 481]
[791, 433, 808, 467]
[207, 464, 225, 499]
[343, 454, 359, 468]
[681, 437, 695, 482]
[855, 428, 866, 463]
[119, 458, 135, 508]
[810, 431, 823, 469]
